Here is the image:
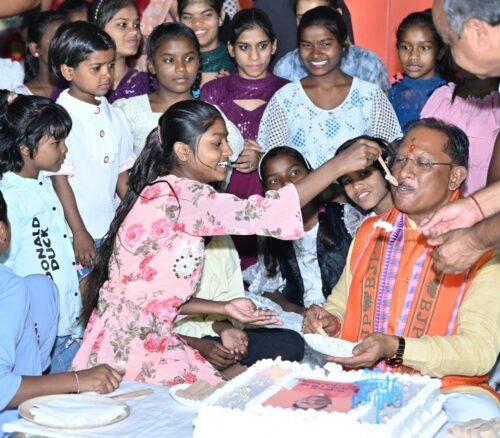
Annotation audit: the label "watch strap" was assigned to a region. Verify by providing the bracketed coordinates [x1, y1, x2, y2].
[386, 337, 405, 367]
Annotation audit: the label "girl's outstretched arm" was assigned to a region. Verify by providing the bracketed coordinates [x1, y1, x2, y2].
[179, 297, 281, 326]
[51, 175, 95, 267]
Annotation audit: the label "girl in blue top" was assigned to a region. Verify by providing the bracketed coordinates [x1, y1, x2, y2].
[0, 190, 122, 433]
[388, 10, 447, 131]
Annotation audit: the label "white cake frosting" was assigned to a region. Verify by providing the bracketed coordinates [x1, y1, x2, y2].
[193, 359, 447, 438]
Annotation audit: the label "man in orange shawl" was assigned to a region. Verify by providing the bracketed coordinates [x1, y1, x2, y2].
[304, 118, 500, 423]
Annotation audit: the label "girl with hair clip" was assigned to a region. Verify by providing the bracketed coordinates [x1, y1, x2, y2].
[178, 0, 235, 85]
[49, 21, 135, 279]
[0, 189, 123, 430]
[14, 11, 67, 97]
[113, 22, 243, 158]
[258, 7, 401, 171]
[244, 139, 392, 321]
[52, 0, 148, 103]
[388, 10, 448, 131]
[201, 7, 289, 270]
[72, 100, 383, 385]
[0, 92, 82, 373]
[89, 0, 149, 103]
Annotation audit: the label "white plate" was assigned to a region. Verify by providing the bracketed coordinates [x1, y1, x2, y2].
[169, 384, 206, 408]
[19, 394, 129, 429]
[304, 334, 359, 358]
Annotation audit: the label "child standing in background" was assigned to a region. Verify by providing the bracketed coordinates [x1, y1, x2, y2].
[388, 10, 447, 131]
[421, 75, 500, 195]
[113, 22, 243, 157]
[49, 21, 135, 274]
[201, 8, 288, 269]
[274, 0, 391, 92]
[90, 0, 149, 103]
[15, 11, 67, 97]
[179, 0, 235, 84]
[258, 7, 401, 169]
[0, 92, 81, 373]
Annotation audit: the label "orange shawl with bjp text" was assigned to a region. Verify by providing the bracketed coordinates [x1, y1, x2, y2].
[341, 191, 495, 396]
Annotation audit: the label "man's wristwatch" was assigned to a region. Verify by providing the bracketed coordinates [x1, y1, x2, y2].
[386, 337, 405, 367]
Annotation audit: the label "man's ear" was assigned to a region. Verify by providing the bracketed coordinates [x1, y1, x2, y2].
[60, 64, 75, 82]
[173, 141, 192, 162]
[463, 18, 488, 49]
[449, 166, 467, 190]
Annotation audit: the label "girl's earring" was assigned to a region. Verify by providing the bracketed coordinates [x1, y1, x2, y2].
[35, 52, 39, 57]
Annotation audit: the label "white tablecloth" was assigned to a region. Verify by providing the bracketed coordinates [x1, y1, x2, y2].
[3, 380, 460, 438]
[2, 381, 197, 438]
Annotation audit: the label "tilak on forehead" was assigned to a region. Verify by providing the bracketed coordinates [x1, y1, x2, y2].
[409, 137, 417, 153]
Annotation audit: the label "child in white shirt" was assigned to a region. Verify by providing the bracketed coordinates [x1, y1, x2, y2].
[0, 91, 81, 373]
[48, 21, 135, 274]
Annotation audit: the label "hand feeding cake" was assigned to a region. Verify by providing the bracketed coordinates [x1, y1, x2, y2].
[193, 359, 447, 438]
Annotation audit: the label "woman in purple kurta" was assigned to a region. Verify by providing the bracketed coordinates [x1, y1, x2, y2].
[200, 8, 288, 270]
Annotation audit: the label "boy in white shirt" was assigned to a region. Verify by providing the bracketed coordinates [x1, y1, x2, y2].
[48, 21, 135, 275]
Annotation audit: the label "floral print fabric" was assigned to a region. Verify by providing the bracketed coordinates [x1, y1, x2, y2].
[72, 175, 303, 386]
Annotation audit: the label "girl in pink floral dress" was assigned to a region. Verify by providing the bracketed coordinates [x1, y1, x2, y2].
[72, 100, 381, 386]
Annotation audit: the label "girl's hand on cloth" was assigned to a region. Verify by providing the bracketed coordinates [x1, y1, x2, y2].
[233, 140, 264, 173]
[327, 333, 399, 368]
[302, 304, 340, 336]
[76, 364, 123, 394]
[73, 230, 96, 267]
[220, 327, 249, 357]
[224, 298, 282, 326]
[335, 138, 382, 176]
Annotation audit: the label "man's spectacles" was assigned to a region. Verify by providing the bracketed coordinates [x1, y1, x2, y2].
[392, 155, 454, 173]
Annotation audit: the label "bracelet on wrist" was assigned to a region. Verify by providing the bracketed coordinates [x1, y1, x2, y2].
[73, 371, 80, 394]
[469, 194, 486, 220]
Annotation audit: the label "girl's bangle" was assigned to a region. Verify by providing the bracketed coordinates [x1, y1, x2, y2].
[73, 371, 80, 394]
[469, 194, 485, 220]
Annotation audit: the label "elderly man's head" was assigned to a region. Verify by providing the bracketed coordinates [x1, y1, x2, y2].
[391, 118, 468, 225]
[432, 0, 500, 77]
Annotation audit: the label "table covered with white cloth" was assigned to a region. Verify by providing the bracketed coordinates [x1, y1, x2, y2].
[2, 381, 196, 438]
[3, 380, 464, 438]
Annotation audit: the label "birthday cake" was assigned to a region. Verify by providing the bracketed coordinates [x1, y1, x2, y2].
[193, 359, 447, 438]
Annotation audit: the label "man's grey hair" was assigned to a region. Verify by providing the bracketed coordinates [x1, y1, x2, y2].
[443, 0, 500, 36]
